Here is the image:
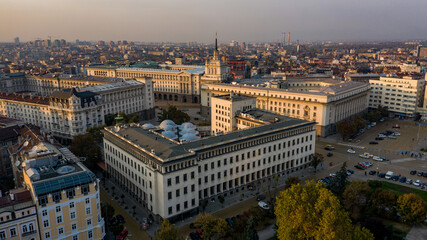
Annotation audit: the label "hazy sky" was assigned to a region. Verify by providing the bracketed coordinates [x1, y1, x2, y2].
[1, 0, 426, 43]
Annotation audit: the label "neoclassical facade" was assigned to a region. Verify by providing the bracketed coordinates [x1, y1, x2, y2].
[201, 80, 370, 137]
[104, 113, 316, 222]
[0, 79, 154, 142]
[86, 41, 229, 104]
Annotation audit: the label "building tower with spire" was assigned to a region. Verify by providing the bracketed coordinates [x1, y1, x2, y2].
[201, 34, 229, 83]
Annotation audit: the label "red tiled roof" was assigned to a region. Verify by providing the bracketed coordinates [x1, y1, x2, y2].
[0, 189, 33, 209]
[0, 92, 49, 105]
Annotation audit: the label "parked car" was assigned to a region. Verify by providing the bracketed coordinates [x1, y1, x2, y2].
[410, 170, 417, 175]
[417, 171, 424, 177]
[369, 170, 376, 175]
[364, 153, 373, 158]
[413, 180, 421, 186]
[388, 136, 397, 139]
[373, 156, 383, 161]
[379, 173, 386, 178]
[327, 153, 333, 157]
[369, 141, 379, 145]
[189, 232, 201, 240]
[116, 215, 125, 224]
[324, 146, 333, 151]
[371, 122, 377, 127]
[347, 148, 356, 154]
[363, 162, 373, 167]
[375, 137, 384, 140]
[391, 176, 399, 181]
[346, 169, 354, 175]
[406, 179, 413, 184]
[359, 154, 370, 159]
[393, 132, 401, 136]
[379, 118, 385, 122]
[225, 218, 233, 228]
[256, 195, 266, 201]
[118, 229, 128, 240]
[399, 176, 407, 183]
[392, 124, 400, 128]
[378, 134, 386, 138]
[366, 125, 371, 129]
[423, 172, 427, 178]
[354, 165, 365, 170]
[258, 201, 269, 210]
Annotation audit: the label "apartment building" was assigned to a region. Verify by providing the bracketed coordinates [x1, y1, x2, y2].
[369, 76, 426, 118]
[201, 80, 369, 137]
[8, 125, 105, 240]
[103, 112, 316, 222]
[0, 188, 39, 240]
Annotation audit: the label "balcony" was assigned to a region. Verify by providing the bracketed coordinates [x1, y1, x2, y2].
[22, 230, 37, 237]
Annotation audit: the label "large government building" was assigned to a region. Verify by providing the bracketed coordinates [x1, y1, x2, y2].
[86, 40, 229, 104]
[201, 79, 370, 137]
[0, 78, 154, 142]
[103, 101, 316, 222]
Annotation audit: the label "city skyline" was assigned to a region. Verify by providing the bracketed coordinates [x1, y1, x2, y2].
[1, 0, 427, 43]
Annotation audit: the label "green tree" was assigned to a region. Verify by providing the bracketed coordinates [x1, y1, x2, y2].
[218, 195, 225, 208]
[100, 203, 115, 221]
[155, 219, 180, 240]
[112, 224, 124, 236]
[87, 125, 106, 143]
[369, 189, 397, 219]
[336, 120, 357, 140]
[342, 181, 371, 219]
[310, 153, 324, 173]
[275, 180, 373, 240]
[397, 193, 427, 225]
[104, 114, 116, 126]
[194, 213, 228, 240]
[69, 133, 101, 170]
[244, 217, 259, 240]
[159, 106, 190, 125]
[284, 176, 300, 190]
[327, 162, 349, 196]
[377, 105, 388, 117]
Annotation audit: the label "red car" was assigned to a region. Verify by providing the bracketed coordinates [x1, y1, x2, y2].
[118, 229, 128, 240]
[358, 163, 367, 169]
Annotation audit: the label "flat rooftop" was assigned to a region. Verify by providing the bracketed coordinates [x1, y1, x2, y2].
[107, 115, 314, 162]
[0, 189, 33, 213]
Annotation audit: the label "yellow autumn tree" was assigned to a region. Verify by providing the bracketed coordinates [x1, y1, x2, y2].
[155, 219, 180, 240]
[397, 193, 427, 225]
[275, 180, 373, 240]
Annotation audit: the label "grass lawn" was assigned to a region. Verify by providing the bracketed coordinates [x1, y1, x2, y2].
[380, 181, 427, 203]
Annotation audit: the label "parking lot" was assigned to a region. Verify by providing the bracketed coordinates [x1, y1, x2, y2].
[314, 118, 427, 189]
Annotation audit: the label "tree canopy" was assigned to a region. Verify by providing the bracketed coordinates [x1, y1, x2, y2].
[155, 219, 180, 240]
[244, 217, 259, 240]
[275, 180, 373, 240]
[194, 213, 228, 240]
[342, 181, 371, 219]
[159, 106, 190, 125]
[397, 193, 427, 225]
[69, 133, 101, 170]
[310, 153, 324, 173]
[327, 162, 349, 196]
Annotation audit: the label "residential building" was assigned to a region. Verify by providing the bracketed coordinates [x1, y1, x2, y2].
[0, 188, 39, 240]
[8, 125, 105, 240]
[369, 76, 426, 118]
[103, 111, 316, 222]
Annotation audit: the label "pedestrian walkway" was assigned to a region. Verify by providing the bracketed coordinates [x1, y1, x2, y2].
[337, 142, 365, 149]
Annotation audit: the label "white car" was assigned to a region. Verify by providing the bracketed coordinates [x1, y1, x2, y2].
[359, 154, 370, 159]
[329, 173, 336, 177]
[413, 180, 421, 186]
[378, 134, 386, 138]
[393, 132, 401, 136]
[373, 156, 383, 161]
[371, 122, 376, 127]
[347, 148, 356, 154]
[258, 201, 269, 210]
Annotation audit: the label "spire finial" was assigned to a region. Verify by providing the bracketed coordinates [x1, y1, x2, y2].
[215, 32, 218, 51]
